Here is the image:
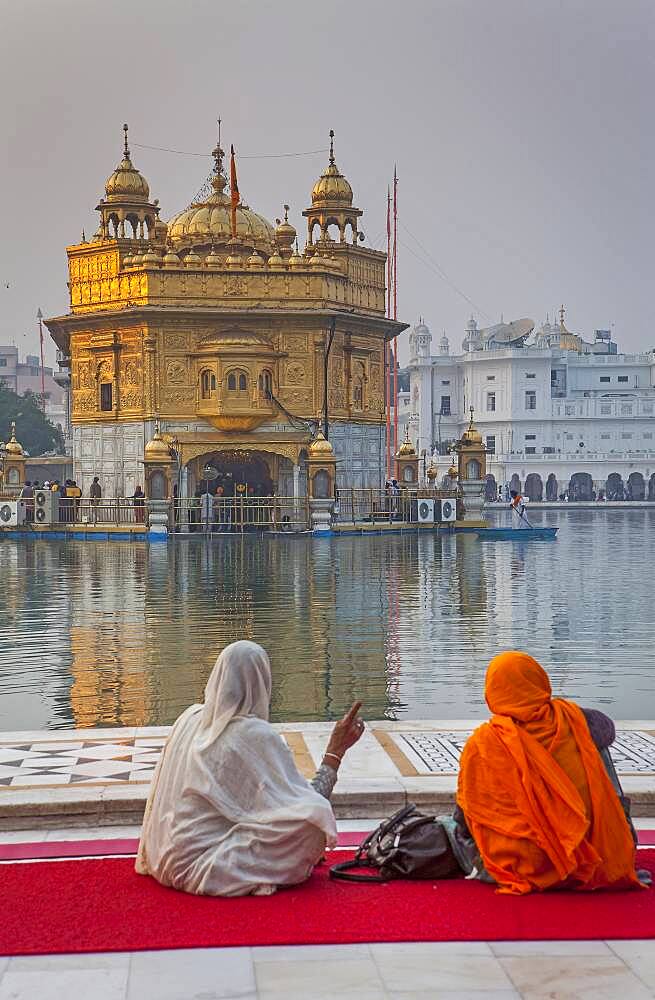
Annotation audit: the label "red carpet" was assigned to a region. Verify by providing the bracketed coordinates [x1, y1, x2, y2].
[2, 850, 655, 956]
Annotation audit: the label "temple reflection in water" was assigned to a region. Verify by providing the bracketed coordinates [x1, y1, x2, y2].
[1, 511, 655, 731]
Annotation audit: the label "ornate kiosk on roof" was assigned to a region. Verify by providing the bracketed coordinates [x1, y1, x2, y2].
[45, 125, 407, 508]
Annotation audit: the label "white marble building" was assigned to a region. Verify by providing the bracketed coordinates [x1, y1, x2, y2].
[403, 313, 655, 500]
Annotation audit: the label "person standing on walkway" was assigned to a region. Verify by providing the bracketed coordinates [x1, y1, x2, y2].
[89, 476, 102, 523]
[133, 485, 145, 524]
[20, 481, 34, 522]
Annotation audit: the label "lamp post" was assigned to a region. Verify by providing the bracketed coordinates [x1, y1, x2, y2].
[36, 308, 46, 413]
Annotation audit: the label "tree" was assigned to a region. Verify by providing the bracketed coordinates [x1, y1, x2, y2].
[0, 384, 64, 456]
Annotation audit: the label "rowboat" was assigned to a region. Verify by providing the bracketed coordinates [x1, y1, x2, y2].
[474, 526, 558, 541]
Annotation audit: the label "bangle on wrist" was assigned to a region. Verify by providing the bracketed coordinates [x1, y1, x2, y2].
[324, 751, 342, 765]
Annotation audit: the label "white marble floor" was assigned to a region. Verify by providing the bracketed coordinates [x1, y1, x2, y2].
[1, 940, 655, 999]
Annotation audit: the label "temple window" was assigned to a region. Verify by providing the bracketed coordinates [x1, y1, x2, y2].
[353, 377, 364, 410]
[100, 383, 113, 411]
[226, 370, 249, 393]
[201, 370, 216, 399]
[259, 370, 273, 396]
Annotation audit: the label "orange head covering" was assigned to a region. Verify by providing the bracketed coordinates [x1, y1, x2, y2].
[457, 651, 640, 895]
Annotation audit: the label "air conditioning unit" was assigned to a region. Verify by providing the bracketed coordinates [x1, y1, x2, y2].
[435, 498, 457, 523]
[34, 489, 59, 525]
[417, 498, 435, 524]
[0, 501, 26, 527]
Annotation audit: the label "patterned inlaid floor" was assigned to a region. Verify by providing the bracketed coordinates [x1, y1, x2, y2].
[1, 727, 655, 789]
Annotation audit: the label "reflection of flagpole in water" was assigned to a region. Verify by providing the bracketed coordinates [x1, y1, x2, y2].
[385, 551, 403, 704]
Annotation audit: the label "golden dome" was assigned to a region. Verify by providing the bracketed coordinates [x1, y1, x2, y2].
[288, 242, 303, 266]
[184, 249, 202, 268]
[246, 249, 264, 268]
[105, 125, 150, 203]
[311, 131, 353, 208]
[162, 247, 181, 267]
[398, 438, 416, 457]
[205, 247, 222, 268]
[448, 463, 458, 479]
[4, 422, 23, 456]
[267, 248, 284, 268]
[459, 408, 482, 445]
[308, 430, 334, 456]
[274, 205, 296, 251]
[144, 426, 172, 460]
[141, 245, 161, 266]
[167, 142, 275, 253]
[426, 462, 438, 481]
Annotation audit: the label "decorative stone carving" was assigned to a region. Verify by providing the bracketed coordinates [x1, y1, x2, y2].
[120, 389, 142, 409]
[284, 334, 308, 354]
[122, 360, 140, 385]
[166, 360, 187, 384]
[286, 362, 305, 385]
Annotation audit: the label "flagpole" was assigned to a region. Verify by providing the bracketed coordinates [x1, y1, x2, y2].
[392, 166, 398, 461]
[37, 307, 46, 413]
[386, 187, 392, 480]
[230, 144, 239, 239]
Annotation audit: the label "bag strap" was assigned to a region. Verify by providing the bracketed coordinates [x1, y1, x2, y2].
[329, 858, 388, 883]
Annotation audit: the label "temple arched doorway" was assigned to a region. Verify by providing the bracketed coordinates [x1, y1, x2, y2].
[545, 473, 558, 501]
[606, 473, 624, 500]
[189, 450, 274, 497]
[568, 472, 593, 501]
[627, 472, 645, 500]
[524, 473, 543, 501]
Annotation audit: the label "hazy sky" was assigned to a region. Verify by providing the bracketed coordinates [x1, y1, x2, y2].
[1, 0, 653, 366]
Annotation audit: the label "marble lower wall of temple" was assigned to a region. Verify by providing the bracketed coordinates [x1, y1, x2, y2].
[330, 421, 385, 490]
[73, 421, 149, 498]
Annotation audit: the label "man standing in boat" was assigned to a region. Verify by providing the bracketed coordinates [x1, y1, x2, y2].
[509, 489, 530, 528]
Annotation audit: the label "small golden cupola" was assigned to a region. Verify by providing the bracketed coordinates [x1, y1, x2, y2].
[395, 429, 420, 486]
[95, 124, 161, 242]
[4, 421, 24, 456]
[274, 205, 297, 260]
[302, 130, 363, 246]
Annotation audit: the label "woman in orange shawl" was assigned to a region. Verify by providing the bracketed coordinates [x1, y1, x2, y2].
[456, 651, 643, 895]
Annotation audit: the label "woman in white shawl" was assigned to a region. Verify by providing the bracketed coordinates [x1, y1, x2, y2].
[136, 640, 364, 896]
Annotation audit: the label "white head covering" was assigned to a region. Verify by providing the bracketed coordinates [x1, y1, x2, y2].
[136, 640, 337, 896]
[196, 640, 271, 747]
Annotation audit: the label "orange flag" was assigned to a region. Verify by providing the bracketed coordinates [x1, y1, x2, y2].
[230, 144, 240, 238]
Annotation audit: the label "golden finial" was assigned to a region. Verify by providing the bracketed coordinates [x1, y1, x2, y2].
[123, 123, 129, 157]
[559, 304, 565, 328]
[284, 203, 289, 222]
[329, 129, 335, 165]
[81, 229, 86, 243]
[469, 406, 475, 429]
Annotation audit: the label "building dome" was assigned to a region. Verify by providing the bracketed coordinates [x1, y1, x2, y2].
[274, 205, 297, 252]
[397, 430, 416, 457]
[167, 142, 275, 253]
[308, 430, 334, 456]
[144, 426, 172, 460]
[310, 131, 354, 208]
[105, 125, 150, 203]
[4, 422, 23, 456]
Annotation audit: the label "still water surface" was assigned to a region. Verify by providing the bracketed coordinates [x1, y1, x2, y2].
[0, 509, 653, 731]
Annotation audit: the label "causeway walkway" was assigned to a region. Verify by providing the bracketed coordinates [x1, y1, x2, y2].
[2, 720, 655, 828]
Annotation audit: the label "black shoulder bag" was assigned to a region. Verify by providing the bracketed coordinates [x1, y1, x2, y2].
[329, 804, 462, 883]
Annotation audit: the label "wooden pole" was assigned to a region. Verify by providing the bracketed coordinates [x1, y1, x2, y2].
[392, 167, 399, 462]
[386, 187, 392, 479]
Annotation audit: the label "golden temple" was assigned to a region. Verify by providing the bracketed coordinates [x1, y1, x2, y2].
[46, 125, 406, 501]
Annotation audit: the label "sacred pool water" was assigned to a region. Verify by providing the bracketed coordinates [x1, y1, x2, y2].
[0, 508, 653, 732]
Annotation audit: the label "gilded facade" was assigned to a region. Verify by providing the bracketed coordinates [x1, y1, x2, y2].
[46, 126, 406, 499]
